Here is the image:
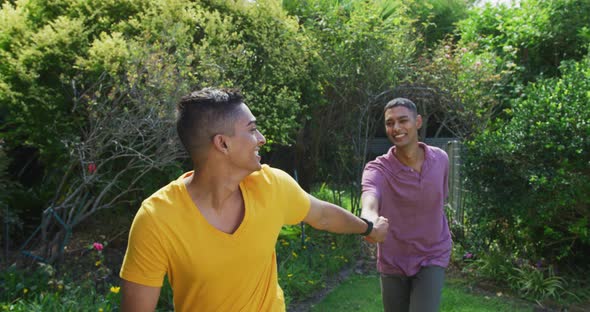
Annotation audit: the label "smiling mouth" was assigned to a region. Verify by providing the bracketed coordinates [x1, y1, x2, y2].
[394, 134, 406, 139]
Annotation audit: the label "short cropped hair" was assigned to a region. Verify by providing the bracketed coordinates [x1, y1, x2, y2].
[384, 98, 418, 117]
[176, 87, 244, 158]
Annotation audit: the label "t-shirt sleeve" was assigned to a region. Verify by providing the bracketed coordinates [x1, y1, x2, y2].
[361, 163, 384, 200]
[119, 204, 168, 287]
[270, 168, 311, 225]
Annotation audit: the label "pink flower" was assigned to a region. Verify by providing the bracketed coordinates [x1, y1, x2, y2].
[93, 242, 104, 251]
[88, 163, 96, 174]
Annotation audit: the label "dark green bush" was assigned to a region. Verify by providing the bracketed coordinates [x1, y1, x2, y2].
[464, 52, 590, 266]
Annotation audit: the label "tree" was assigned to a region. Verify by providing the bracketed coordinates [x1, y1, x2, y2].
[284, 0, 416, 208]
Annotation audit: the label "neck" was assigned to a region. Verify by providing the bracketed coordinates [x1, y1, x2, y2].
[394, 142, 423, 167]
[185, 162, 248, 212]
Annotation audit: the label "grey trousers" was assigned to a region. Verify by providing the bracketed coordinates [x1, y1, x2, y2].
[380, 266, 445, 312]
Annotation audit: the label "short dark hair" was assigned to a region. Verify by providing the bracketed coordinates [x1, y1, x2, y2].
[176, 87, 244, 158]
[384, 98, 418, 117]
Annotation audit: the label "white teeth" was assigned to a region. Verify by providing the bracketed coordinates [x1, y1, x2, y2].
[395, 134, 405, 138]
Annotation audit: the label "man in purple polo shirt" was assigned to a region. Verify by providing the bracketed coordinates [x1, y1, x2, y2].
[361, 98, 452, 312]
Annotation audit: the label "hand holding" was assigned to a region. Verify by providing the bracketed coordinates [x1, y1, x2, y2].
[366, 216, 388, 243]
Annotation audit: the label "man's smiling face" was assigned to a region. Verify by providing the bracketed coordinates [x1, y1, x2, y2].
[384, 106, 422, 148]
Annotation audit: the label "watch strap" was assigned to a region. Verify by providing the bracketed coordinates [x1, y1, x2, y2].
[360, 217, 373, 236]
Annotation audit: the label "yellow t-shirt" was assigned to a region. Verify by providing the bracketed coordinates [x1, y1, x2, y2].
[119, 165, 310, 312]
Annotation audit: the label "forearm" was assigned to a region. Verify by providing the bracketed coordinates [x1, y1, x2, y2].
[304, 195, 387, 242]
[361, 207, 379, 223]
[360, 193, 379, 222]
[313, 201, 368, 234]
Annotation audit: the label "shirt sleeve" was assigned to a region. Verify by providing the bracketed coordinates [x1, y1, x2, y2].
[119, 204, 168, 287]
[270, 167, 311, 225]
[361, 163, 385, 200]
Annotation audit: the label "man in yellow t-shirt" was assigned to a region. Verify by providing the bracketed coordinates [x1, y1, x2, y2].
[119, 88, 389, 312]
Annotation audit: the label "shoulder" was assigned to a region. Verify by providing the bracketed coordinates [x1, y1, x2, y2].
[246, 165, 295, 186]
[364, 148, 396, 175]
[424, 144, 448, 162]
[140, 175, 187, 215]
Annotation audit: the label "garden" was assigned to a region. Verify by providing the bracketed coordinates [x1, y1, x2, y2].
[1, 0, 589, 311]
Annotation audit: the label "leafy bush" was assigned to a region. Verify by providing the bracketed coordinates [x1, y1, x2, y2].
[0, 258, 121, 312]
[464, 52, 590, 266]
[463, 248, 516, 284]
[510, 266, 567, 301]
[1, 0, 314, 258]
[457, 0, 590, 83]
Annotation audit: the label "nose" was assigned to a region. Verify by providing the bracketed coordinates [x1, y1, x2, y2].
[256, 130, 266, 146]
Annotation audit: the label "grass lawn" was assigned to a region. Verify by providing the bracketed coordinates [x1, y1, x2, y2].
[310, 273, 534, 312]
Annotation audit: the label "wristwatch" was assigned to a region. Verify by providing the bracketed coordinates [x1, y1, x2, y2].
[360, 218, 373, 236]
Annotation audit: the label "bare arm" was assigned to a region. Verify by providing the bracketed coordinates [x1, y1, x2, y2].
[303, 194, 388, 242]
[360, 193, 380, 223]
[360, 193, 382, 243]
[121, 279, 161, 312]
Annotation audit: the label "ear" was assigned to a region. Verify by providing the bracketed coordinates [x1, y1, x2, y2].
[212, 134, 229, 154]
[416, 114, 423, 129]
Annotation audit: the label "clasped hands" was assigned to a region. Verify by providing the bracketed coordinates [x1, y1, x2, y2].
[365, 216, 388, 243]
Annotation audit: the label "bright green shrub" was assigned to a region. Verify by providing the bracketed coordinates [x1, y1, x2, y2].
[193, 0, 312, 147]
[0, 0, 314, 256]
[457, 0, 590, 82]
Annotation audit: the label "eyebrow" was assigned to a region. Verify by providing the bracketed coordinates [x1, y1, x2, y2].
[247, 119, 257, 126]
[386, 115, 409, 121]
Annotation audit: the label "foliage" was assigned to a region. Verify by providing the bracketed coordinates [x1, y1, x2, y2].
[464, 52, 590, 268]
[459, 248, 579, 303]
[283, 0, 416, 188]
[0, 184, 360, 310]
[407, 0, 471, 50]
[463, 247, 516, 284]
[457, 0, 590, 83]
[0, 0, 313, 258]
[0, 142, 22, 245]
[194, 0, 312, 148]
[20, 42, 188, 262]
[277, 184, 361, 305]
[400, 38, 514, 139]
[510, 266, 567, 301]
[0, 255, 121, 312]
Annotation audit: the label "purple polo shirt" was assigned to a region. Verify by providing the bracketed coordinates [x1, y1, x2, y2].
[362, 142, 452, 276]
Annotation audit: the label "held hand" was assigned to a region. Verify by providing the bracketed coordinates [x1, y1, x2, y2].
[366, 216, 389, 243]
